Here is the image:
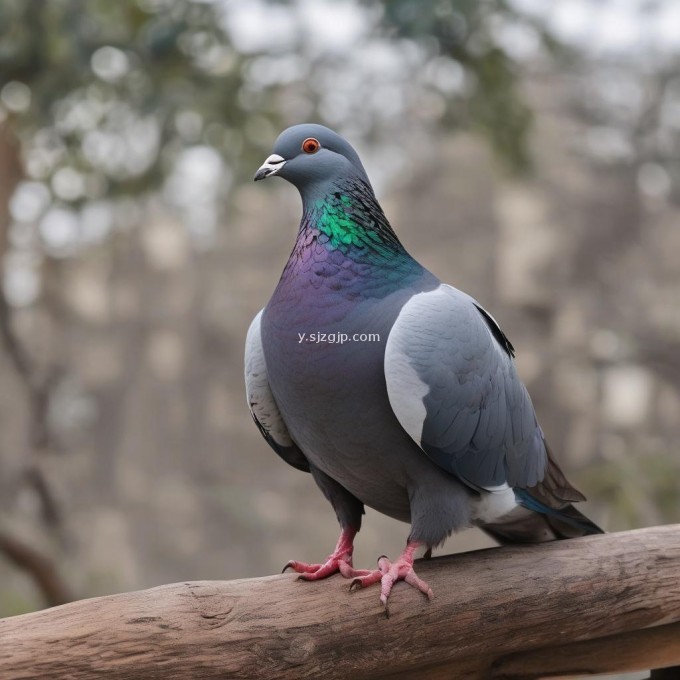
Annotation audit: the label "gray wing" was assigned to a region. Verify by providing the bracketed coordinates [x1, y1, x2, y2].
[245, 310, 310, 473]
[384, 284, 546, 490]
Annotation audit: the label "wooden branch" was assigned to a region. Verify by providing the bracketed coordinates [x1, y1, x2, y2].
[1, 526, 679, 680]
[490, 622, 680, 680]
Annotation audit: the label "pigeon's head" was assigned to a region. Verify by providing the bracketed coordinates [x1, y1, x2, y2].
[254, 124, 371, 193]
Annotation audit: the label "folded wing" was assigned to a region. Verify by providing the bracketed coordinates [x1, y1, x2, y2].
[384, 284, 547, 491]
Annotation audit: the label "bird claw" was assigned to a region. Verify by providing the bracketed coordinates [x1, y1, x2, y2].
[287, 555, 380, 583]
[282, 559, 322, 574]
[347, 543, 433, 612]
[287, 534, 432, 616]
[283, 528, 359, 580]
[347, 568, 381, 592]
[292, 557, 350, 580]
[381, 597, 391, 618]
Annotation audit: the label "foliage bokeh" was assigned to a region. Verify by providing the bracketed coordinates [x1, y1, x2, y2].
[0, 0, 678, 625]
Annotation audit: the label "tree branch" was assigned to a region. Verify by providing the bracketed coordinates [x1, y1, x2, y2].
[0, 530, 72, 608]
[0, 526, 679, 679]
[0, 120, 63, 531]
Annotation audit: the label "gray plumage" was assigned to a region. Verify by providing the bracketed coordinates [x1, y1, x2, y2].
[245, 123, 602, 566]
[386, 284, 546, 490]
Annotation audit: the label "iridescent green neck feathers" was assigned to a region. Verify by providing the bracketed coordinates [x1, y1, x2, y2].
[303, 179, 410, 263]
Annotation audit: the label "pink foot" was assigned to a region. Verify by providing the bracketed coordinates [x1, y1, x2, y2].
[283, 527, 367, 581]
[349, 541, 433, 616]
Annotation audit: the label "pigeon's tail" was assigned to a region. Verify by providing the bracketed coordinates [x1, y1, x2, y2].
[481, 492, 603, 545]
[509, 440, 604, 540]
[481, 445, 604, 544]
[513, 489, 604, 539]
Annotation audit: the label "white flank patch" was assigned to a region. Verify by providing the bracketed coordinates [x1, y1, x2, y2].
[244, 310, 293, 447]
[472, 484, 519, 524]
[384, 294, 433, 444]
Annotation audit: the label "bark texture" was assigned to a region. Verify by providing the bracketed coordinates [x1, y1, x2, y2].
[1, 526, 679, 680]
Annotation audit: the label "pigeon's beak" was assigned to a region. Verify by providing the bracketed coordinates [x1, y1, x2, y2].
[254, 154, 286, 181]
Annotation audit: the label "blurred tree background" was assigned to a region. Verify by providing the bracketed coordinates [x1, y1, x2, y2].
[0, 0, 678, 619]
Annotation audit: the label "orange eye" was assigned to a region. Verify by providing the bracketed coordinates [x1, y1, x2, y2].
[302, 137, 320, 154]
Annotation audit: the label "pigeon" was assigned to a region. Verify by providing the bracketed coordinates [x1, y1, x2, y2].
[246, 123, 602, 612]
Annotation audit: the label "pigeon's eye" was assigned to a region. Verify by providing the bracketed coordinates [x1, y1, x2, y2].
[302, 138, 320, 154]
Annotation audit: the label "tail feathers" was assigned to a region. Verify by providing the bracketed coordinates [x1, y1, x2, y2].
[483, 439, 602, 543]
[483, 490, 603, 544]
[510, 439, 604, 539]
[514, 488, 604, 539]
[533, 441, 588, 506]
